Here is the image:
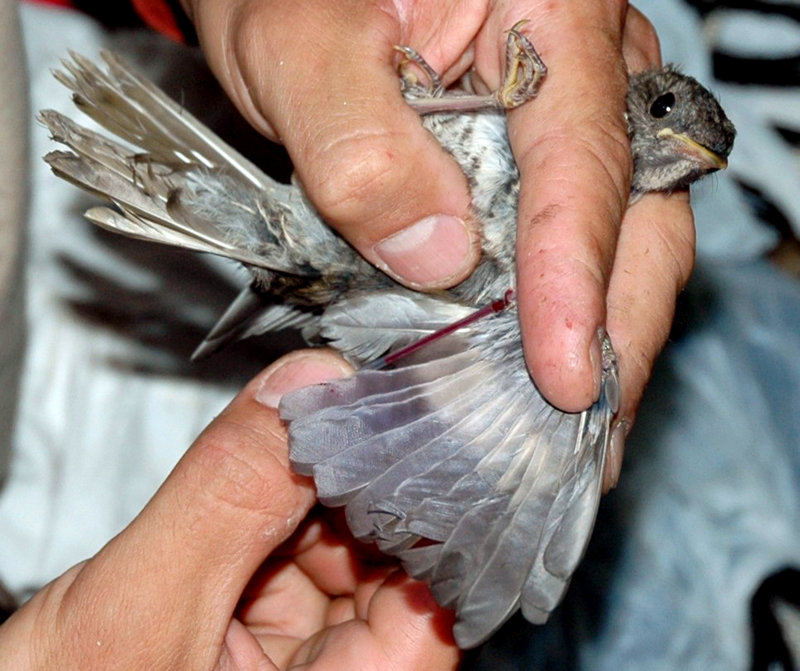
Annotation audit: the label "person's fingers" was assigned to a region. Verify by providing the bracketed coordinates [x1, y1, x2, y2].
[283, 515, 388, 597]
[594, 4, 690, 492]
[216, 617, 275, 671]
[105, 350, 351, 661]
[621, 5, 662, 71]
[8, 349, 351, 668]
[185, 0, 483, 290]
[235, 515, 385, 636]
[239, 558, 332, 639]
[473, 2, 661, 413]
[604, 191, 695, 488]
[360, 571, 458, 667]
[232, 557, 334, 668]
[589, 6, 694, 490]
[234, 513, 457, 668]
[486, 0, 632, 412]
[288, 571, 459, 670]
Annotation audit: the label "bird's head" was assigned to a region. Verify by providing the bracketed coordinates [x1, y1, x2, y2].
[627, 67, 736, 196]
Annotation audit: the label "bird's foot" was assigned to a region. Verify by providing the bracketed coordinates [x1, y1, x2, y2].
[400, 20, 547, 115]
[496, 20, 547, 109]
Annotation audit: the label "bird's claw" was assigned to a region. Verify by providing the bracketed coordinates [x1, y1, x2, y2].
[495, 20, 547, 109]
[394, 45, 445, 97]
[398, 20, 546, 115]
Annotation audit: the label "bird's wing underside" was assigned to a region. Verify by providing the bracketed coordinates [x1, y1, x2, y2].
[281, 308, 619, 648]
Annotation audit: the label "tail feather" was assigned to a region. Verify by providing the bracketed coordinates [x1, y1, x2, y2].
[41, 110, 164, 190]
[55, 51, 271, 189]
[192, 285, 317, 361]
[45, 144, 302, 272]
[40, 57, 323, 276]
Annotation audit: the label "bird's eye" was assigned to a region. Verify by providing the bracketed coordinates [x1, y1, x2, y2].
[649, 92, 676, 119]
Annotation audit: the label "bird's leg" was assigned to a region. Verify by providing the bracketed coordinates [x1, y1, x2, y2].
[403, 21, 547, 115]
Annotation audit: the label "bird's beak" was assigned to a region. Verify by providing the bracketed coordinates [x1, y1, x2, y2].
[657, 127, 728, 171]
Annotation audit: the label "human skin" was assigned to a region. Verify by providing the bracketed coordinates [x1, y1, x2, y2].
[0, 351, 462, 669]
[175, 0, 695, 488]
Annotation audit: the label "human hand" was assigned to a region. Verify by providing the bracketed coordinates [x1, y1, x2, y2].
[0, 351, 460, 669]
[177, 0, 695, 487]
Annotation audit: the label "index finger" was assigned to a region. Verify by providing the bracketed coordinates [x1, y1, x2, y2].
[482, 1, 633, 412]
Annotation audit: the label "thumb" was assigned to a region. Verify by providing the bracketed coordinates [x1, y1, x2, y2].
[109, 350, 351, 660]
[188, 0, 480, 290]
[10, 350, 351, 668]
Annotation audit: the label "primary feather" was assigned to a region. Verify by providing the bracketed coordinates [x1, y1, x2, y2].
[282, 311, 618, 646]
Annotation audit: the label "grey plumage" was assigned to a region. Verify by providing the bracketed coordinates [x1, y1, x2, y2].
[40, 32, 735, 648]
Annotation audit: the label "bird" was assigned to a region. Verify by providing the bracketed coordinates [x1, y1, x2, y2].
[40, 24, 735, 648]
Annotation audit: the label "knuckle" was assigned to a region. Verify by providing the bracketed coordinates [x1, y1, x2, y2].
[652, 207, 697, 291]
[520, 118, 632, 200]
[190, 418, 294, 517]
[578, 122, 634, 206]
[627, 340, 657, 386]
[520, 121, 632, 242]
[216, 4, 284, 138]
[622, 335, 665, 412]
[303, 132, 402, 227]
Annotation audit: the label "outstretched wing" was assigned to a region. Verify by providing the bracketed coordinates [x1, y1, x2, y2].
[281, 309, 619, 648]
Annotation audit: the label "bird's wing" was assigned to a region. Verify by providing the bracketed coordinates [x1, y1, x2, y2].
[281, 309, 619, 648]
[319, 291, 475, 364]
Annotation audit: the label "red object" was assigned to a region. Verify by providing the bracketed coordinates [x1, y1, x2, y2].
[23, 0, 190, 43]
[26, 0, 75, 7]
[131, 0, 186, 43]
[366, 289, 516, 370]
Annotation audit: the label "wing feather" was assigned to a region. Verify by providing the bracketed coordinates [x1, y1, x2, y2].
[281, 310, 619, 648]
[319, 291, 473, 364]
[288, 352, 482, 480]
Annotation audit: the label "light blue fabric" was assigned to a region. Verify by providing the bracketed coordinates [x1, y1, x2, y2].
[589, 260, 800, 669]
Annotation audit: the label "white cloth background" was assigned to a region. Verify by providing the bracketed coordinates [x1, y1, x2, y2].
[0, 3, 246, 596]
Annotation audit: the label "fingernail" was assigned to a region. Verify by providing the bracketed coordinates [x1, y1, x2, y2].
[373, 214, 473, 288]
[607, 419, 630, 490]
[589, 333, 604, 403]
[254, 352, 351, 409]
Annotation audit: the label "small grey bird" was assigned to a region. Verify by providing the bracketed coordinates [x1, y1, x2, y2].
[41, 25, 735, 648]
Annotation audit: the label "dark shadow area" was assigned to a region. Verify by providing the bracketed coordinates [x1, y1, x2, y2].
[59, 220, 305, 385]
[750, 567, 800, 671]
